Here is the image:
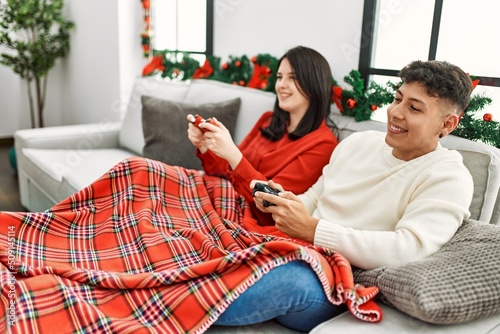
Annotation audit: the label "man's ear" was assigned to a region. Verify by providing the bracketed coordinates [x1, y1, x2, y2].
[442, 113, 460, 135]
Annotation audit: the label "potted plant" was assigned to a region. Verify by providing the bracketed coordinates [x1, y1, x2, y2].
[0, 0, 74, 129]
[0, 0, 73, 172]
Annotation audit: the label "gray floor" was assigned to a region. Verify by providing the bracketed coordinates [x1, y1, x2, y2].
[0, 142, 26, 212]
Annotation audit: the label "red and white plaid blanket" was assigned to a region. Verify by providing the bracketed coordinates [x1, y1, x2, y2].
[0, 157, 381, 333]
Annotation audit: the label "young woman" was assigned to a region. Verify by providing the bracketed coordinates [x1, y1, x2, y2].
[188, 45, 338, 226]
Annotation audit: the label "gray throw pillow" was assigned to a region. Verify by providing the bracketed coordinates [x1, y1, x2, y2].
[141, 95, 241, 170]
[353, 219, 500, 324]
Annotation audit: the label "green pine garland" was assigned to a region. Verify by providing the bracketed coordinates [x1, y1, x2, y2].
[216, 55, 252, 86]
[202, 55, 222, 80]
[142, 51, 499, 149]
[339, 70, 394, 121]
[453, 93, 499, 148]
[152, 50, 200, 80]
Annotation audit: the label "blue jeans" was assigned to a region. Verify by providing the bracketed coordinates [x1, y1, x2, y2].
[213, 260, 346, 332]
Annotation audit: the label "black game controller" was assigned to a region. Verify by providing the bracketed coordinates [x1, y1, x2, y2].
[252, 182, 280, 207]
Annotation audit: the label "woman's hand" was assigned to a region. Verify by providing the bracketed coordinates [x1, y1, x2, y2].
[251, 180, 318, 243]
[187, 114, 208, 153]
[201, 117, 243, 169]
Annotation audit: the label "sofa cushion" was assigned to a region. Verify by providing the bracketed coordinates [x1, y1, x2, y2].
[353, 219, 500, 325]
[119, 77, 190, 155]
[141, 95, 241, 170]
[184, 80, 276, 144]
[441, 135, 500, 224]
[310, 303, 500, 334]
[492, 191, 500, 225]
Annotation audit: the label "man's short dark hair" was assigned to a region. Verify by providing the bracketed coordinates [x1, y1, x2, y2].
[398, 60, 473, 114]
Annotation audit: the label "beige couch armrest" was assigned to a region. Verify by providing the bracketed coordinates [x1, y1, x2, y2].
[14, 121, 122, 152]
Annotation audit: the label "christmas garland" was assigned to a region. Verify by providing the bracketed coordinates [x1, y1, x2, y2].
[140, 0, 152, 58]
[143, 50, 279, 91]
[454, 82, 499, 148]
[332, 70, 395, 122]
[336, 72, 499, 148]
[141, 50, 499, 148]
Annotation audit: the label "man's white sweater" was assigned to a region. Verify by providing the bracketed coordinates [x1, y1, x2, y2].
[299, 131, 474, 270]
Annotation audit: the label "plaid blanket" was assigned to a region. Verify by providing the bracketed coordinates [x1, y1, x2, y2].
[0, 157, 382, 333]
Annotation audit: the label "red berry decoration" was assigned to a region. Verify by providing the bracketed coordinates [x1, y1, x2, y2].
[370, 105, 378, 111]
[222, 63, 229, 70]
[235, 60, 241, 67]
[251, 56, 257, 63]
[483, 113, 493, 122]
[239, 80, 245, 86]
[346, 98, 356, 109]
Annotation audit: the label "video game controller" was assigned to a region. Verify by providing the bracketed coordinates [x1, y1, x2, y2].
[252, 182, 280, 207]
[191, 114, 216, 133]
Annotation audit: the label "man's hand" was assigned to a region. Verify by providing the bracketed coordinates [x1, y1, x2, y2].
[251, 180, 318, 243]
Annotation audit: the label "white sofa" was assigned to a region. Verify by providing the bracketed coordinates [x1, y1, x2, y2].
[14, 77, 500, 333]
[14, 78, 277, 212]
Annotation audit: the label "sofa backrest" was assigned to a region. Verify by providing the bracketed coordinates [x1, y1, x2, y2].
[329, 111, 500, 225]
[119, 77, 500, 224]
[183, 80, 276, 144]
[119, 77, 276, 155]
[120, 77, 190, 155]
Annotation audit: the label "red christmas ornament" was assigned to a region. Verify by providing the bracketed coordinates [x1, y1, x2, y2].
[251, 56, 258, 64]
[370, 105, 378, 111]
[235, 60, 241, 67]
[346, 98, 356, 109]
[239, 80, 245, 86]
[483, 113, 493, 122]
[222, 63, 229, 70]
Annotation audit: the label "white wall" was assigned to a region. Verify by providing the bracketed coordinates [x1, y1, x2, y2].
[0, 0, 146, 138]
[60, 0, 120, 126]
[0, 0, 363, 138]
[213, 0, 364, 82]
[117, 0, 145, 119]
[0, 65, 23, 134]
